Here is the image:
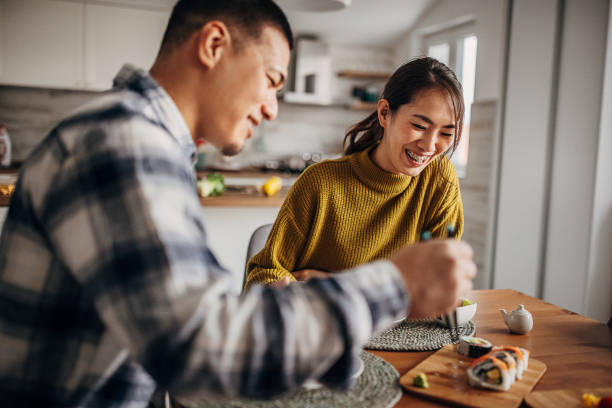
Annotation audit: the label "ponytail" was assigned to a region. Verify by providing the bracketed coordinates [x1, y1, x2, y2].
[343, 111, 383, 155]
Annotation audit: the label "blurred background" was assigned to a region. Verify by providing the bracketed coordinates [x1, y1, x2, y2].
[0, 0, 610, 322]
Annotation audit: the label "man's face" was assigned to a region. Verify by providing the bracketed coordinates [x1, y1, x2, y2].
[199, 25, 290, 156]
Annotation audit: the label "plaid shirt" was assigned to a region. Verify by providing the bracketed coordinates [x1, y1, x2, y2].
[0, 65, 409, 407]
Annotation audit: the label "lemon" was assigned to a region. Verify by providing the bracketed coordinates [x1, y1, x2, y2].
[262, 176, 282, 197]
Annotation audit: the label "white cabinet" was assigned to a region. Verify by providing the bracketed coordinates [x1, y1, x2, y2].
[0, 0, 171, 90]
[201, 207, 280, 292]
[0, 0, 84, 88]
[86, 0, 175, 9]
[83, 3, 169, 90]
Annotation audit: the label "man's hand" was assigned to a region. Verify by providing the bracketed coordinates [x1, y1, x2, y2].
[292, 269, 331, 282]
[390, 240, 477, 319]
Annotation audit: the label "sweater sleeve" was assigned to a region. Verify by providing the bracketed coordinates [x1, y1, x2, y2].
[424, 158, 464, 239]
[244, 171, 317, 291]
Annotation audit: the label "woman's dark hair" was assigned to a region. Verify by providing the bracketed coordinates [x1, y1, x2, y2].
[158, 0, 293, 57]
[343, 57, 464, 156]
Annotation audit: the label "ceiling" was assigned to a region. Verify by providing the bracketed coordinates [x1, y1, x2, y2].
[274, 0, 435, 48]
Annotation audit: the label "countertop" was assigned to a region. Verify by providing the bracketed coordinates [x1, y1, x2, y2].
[0, 169, 295, 208]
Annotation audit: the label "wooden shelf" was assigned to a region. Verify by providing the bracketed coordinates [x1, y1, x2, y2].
[337, 69, 390, 80]
[346, 101, 378, 111]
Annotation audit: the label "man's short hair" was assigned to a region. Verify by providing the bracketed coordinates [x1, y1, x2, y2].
[158, 0, 293, 57]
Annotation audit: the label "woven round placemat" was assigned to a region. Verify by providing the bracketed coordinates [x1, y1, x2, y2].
[176, 351, 401, 408]
[364, 319, 475, 351]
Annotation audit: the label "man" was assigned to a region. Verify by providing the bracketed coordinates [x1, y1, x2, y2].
[0, 0, 476, 406]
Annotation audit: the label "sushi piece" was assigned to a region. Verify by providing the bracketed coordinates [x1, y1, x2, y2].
[488, 350, 518, 381]
[518, 347, 530, 370]
[493, 346, 529, 379]
[467, 354, 513, 391]
[458, 336, 493, 358]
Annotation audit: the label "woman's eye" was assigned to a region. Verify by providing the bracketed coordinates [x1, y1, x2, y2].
[412, 123, 426, 130]
[441, 132, 454, 137]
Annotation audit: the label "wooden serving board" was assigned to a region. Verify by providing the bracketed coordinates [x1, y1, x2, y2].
[524, 387, 612, 408]
[400, 344, 547, 408]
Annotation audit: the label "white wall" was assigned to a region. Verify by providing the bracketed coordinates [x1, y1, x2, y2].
[494, 0, 559, 296]
[394, 0, 507, 102]
[585, 3, 612, 323]
[543, 0, 609, 316]
[496, 0, 611, 321]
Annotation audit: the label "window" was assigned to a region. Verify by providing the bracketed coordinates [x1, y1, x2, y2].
[423, 24, 478, 178]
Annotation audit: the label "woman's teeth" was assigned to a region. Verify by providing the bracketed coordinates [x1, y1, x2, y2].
[405, 149, 430, 164]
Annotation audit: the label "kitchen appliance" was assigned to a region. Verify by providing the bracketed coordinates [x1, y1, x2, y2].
[283, 37, 332, 105]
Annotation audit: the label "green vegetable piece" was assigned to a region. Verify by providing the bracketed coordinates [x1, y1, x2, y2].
[204, 172, 225, 196]
[461, 299, 473, 306]
[413, 372, 429, 388]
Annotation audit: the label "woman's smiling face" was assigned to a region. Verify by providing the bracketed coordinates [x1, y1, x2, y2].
[372, 87, 456, 176]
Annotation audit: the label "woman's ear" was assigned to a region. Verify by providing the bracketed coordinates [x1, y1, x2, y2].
[377, 99, 391, 128]
[196, 21, 231, 69]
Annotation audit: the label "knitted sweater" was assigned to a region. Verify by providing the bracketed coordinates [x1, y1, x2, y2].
[244, 146, 463, 290]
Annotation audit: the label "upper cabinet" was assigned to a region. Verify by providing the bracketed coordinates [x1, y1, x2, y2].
[86, 0, 174, 9]
[0, 0, 171, 90]
[84, 3, 169, 90]
[0, 0, 84, 88]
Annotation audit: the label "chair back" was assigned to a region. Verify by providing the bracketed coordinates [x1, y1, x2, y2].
[243, 223, 272, 290]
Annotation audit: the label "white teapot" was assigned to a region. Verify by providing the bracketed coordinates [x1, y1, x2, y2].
[499, 304, 533, 334]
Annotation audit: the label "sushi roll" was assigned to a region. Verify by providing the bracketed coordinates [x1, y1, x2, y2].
[518, 347, 530, 370]
[488, 350, 518, 381]
[458, 336, 493, 358]
[467, 354, 513, 391]
[493, 346, 528, 379]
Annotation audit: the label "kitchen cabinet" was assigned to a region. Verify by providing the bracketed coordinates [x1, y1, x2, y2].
[83, 3, 169, 90]
[0, 0, 170, 90]
[201, 207, 280, 292]
[85, 0, 174, 9]
[0, 0, 84, 89]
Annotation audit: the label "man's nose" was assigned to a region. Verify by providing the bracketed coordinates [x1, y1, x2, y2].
[262, 93, 278, 121]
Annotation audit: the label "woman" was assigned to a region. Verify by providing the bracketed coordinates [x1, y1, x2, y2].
[244, 56, 465, 290]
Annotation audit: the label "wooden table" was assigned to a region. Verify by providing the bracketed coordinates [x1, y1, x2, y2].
[371, 289, 612, 407]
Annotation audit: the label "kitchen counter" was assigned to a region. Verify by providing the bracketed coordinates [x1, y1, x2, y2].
[199, 185, 290, 207]
[197, 170, 296, 207]
[0, 169, 295, 208]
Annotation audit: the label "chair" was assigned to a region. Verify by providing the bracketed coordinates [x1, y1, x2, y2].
[242, 223, 272, 290]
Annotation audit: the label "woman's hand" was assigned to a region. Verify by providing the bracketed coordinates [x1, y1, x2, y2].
[269, 276, 291, 288]
[292, 269, 331, 282]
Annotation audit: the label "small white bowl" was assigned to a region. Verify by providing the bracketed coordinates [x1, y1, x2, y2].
[436, 302, 477, 328]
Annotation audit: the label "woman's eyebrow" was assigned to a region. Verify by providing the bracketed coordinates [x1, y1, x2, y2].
[413, 114, 455, 129]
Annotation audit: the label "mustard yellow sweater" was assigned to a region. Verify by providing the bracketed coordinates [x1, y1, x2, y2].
[244, 146, 463, 291]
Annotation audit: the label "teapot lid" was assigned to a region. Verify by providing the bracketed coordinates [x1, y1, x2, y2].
[511, 304, 530, 315]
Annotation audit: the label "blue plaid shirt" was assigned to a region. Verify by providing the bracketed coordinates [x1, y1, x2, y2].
[0, 65, 409, 407]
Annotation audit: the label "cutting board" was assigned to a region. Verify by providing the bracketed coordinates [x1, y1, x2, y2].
[524, 387, 612, 408]
[400, 344, 547, 408]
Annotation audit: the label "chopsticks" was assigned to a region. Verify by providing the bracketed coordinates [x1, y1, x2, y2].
[420, 225, 457, 241]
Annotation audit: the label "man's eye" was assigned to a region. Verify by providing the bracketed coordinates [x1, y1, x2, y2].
[412, 123, 426, 130]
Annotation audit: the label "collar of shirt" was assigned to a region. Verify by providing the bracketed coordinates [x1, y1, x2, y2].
[113, 64, 196, 165]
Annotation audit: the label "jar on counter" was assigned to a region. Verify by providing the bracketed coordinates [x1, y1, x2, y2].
[0, 124, 12, 167]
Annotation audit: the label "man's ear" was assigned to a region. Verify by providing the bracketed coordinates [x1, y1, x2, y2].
[377, 98, 391, 128]
[196, 21, 232, 68]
